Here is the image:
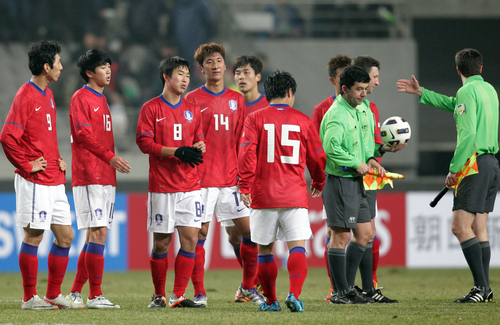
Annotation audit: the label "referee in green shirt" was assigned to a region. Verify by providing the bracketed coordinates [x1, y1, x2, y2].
[397, 48, 499, 303]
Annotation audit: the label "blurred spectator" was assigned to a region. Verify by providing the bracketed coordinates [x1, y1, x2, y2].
[127, 0, 166, 45]
[266, 0, 304, 38]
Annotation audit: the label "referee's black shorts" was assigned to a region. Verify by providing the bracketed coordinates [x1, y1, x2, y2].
[453, 154, 500, 213]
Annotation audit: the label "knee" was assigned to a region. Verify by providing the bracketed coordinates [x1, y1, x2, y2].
[59, 229, 74, 247]
[89, 227, 108, 245]
[228, 234, 241, 248]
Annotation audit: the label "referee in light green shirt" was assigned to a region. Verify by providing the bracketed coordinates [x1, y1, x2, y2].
[397, 48, 499, 303]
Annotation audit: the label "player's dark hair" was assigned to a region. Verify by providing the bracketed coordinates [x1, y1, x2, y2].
[339, 66, 370, 94]
[328, 55, 352, 78]
[455, 48, 482, 77]
[352, 55, 380, 74]
[232, 55, 263, 75]
[264, 70, 297, 102]
[77, 49, 112, 83]
[159, 56, 190, 87]
[28, 39, 61, 76]
[194, 42, 226, 67]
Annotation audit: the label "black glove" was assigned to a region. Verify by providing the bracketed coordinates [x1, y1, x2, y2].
[174, 146, 203, 168]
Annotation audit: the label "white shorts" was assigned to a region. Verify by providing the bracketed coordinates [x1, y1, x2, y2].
[14, 174, 71, 230]
[201, 186, 249, 224]
[148, 190, 202, 234]
[250, 207, 312, 245]
[73, 185, 116, 230]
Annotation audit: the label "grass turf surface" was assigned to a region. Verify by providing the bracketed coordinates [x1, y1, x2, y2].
[1, 267, 499, 324]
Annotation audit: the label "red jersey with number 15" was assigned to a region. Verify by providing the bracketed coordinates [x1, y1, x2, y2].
[184, 85, 246, 187]
[0, 81, 65, 185]
[238, 104, 326, 209]
[70, 85, 117, 186]
[136, 96, 204, 193]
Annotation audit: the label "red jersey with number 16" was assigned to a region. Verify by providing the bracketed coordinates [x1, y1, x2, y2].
[238, 104, 326, 209]
[0, 81, 65, 185]
[184, 85, 246, 187]
[70, 85, 117, 186]
[136, 96, 204, 193]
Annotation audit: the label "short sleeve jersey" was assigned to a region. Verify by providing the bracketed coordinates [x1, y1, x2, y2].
[245, 94, 269, 116]
[184, 86, 246, 187]
[0, 81, 65, 185]
[238, 104, 326, 209]
[312, 95, 335, 133]
[70, 85, 117, 186]
[136, 96, 204, 193]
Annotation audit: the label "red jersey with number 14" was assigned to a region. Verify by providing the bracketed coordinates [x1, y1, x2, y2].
[70, 85, 117, 186]
[238, 104, 326, 209]
[184, 86, 246, 187]
[0, 81, 65, 185]
[136, 96, 204, 193]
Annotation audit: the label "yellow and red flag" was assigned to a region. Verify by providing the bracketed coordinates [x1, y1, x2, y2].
[449, 153, 479, 195]
[363, 170, 405, 190]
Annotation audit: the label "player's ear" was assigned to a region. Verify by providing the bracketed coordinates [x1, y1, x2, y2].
[86, 70, 93, 80]
[256, 73, 262, 83]
[479, 65, 483, 74]
[329, 76, 335, 85]
[43, 62, 51, 74]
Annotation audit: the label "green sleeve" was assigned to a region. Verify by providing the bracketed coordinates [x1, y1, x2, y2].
[419, 87, 457, 112]
[449, 88, 476, 173]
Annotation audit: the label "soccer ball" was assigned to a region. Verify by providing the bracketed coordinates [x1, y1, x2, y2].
[380, 116, 411, 145]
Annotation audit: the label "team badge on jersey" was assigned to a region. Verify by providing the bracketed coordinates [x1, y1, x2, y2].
[39, 211, 47, 222]
[457, 103, 466, 115]
[50, 98, 55, 110]
[229, 100, 237, 112]
[155, 214, 163, 226]
[184, 110, 193, 122]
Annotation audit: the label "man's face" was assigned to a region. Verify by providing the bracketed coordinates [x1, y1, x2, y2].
[166, 66, 190, 95]
[47, 54, 63, 82]
[200, 52, 226, 82]
[234, 64, 261, 94]
[88, 62, 111, 87]
[367, 66, 379, 94]
[343, 81, 369, 108]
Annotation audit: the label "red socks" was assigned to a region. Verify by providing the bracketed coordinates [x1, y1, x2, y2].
[19, 242, 38, 301]
[287, 247, 307, 298]
[46, 243, 70, 299]
[192, 240, 206, 296]
[150, 251, 169, 297]
[70, 243, 88, 294]
[258, 254, 278, 304]
[86, 243, 105, 299]
[240, 237, 258, 289]
[173, 250, 195, 297]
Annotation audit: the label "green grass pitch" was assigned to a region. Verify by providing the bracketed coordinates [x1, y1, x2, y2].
[1, 267, 499, 324]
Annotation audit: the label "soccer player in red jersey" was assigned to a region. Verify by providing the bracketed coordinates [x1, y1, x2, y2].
[239, 70, 326, 312]
[184, 43, 262, 306]
[66, 49, 131, 309]
[0, 39, 75, 310]
[312, 55, 351, 301]
[136, 56, 206, 309]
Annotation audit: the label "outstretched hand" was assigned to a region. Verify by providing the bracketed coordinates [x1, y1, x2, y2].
[396, 75, 423, 96]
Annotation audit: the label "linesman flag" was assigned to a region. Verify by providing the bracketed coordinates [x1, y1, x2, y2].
[450, 153, 479, 195]
[363, 170, 405, 190]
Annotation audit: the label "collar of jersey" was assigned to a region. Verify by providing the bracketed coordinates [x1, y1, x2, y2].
[160, 94, 182, 109]
[464, 74, 483, 85]
[201, 84, 226, 97]
[246, 94, 264, 107]
[269, 104, 289, 110]
[83, 85, 103, 98]
[27, 80, 46, 96]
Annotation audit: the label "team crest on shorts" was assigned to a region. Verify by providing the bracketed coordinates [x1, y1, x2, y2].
[457, 103, 466, 115]
[184, 110, 193, 122]
[50, 98, 55, 110]
[229, 100, 237, 112]
[39, 211, 47, 222]
[155, 214, 163, 226]
[95, 208, 103, 220]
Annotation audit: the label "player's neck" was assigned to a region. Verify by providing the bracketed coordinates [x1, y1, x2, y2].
[243, 88, 261, 104]
[86, 81, 104, 94]
[270, 98, 290, 106]
[30, 75, 50, 91]
[161, 90, 181, 105]
[205, 79, 224, 94]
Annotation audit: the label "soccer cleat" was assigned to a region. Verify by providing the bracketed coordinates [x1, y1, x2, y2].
[255, 283, 263, 293]
[285, 293, 304, 312]
[87, 295, 120, 309]
[454, 286, 493, 303]
[66, 292, 86, 309]
[44, 294, 77, 309]
[22, 295, 59, 310]
[193, 293, 208, 306]
[362, 288, 398, 303]
[240, 284, 264, 306]
[234, 286, 251, 303]
[324, 288, 334, 301]
[259, 300, 281, 311]
[354, 286, 375, 303]
[169, 294, 205, 308]
[148, 295, 167, 308]
[332, 288, 370, 304]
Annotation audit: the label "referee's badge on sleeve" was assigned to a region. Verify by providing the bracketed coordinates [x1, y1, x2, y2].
[457, 103, 466, 115]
